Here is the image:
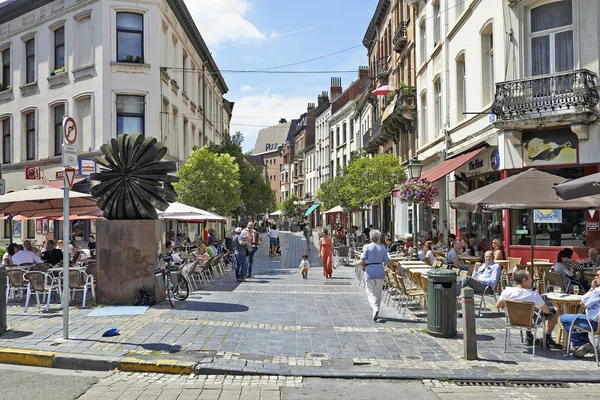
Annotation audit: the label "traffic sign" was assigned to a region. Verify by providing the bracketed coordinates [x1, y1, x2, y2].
[0, 178, 5, 195]
[64, 168, 76, 189]
[25, 166, 41, 180]
[62, 144, 78, 168]
[62, 116, 77, 145]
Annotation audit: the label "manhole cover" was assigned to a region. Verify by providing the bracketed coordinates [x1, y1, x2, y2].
[306, 352, 328, 359]
[323, 281, 352, 285]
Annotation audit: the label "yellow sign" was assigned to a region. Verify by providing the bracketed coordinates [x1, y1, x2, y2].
[381, 95, 397, 123]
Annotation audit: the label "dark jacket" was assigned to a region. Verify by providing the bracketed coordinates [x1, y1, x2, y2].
[42, 248, 64, 265]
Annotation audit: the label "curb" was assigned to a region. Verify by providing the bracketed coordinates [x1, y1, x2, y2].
[1, 347, 600, 383]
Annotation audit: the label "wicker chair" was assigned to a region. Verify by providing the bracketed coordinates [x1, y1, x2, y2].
[503, 300, 546, 356]
[5, 267, 27, 302]
[58, 268, 94, 308]
[23, 271, 60, 312]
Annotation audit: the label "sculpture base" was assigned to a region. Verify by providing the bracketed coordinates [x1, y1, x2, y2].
[96, 220, 165, 304]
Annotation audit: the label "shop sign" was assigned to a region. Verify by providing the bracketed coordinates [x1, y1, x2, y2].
[523, 129, 577, 166]
[490, 149, 500, 170]
[586, 222, 599, 231]
[78, 159, 96, 176]
[533, 209, 562, 224]
[467, 151, 489, 174]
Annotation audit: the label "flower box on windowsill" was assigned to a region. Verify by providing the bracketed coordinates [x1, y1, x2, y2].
[110, 61, 150, 74]
[47, 71, 69, 88]
[19, 81, 38, 97]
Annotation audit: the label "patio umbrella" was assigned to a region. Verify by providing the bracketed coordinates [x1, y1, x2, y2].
[157, 202, 228, 222]
[372, 85, 396, 96]
[553, 172, 600, 200]
[324, 205, 344, 214]
[0, 187, 99, 217]
[450, 168, 600, 265]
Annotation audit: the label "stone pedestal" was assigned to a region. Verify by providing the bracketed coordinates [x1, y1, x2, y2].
[96, 220, 165, 304]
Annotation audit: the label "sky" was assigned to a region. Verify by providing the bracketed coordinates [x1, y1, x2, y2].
[184, 0, 375, 152]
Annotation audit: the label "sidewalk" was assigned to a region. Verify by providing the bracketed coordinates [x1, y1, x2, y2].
[1, 232, 599, 381]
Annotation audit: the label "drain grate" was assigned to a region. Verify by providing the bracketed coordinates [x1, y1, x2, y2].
[454, 380, 569, 388]
[323, 281, 352, 285]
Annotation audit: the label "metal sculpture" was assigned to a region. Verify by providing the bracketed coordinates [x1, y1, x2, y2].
[91, 134, 178, 220]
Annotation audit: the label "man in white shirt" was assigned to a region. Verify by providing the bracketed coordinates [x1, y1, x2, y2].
[12, 239, 43, 265]
[496, 270, 561, 348]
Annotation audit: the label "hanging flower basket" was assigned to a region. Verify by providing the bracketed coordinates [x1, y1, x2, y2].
[397, 178, 439, 207]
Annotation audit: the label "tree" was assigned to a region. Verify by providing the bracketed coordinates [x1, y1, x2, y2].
[209, 131, 276, 216]
[316, 174, 352, 211]
[279, 194, 301, 218]
[174, 147, 242, 216]
[345, 153, 406, 208]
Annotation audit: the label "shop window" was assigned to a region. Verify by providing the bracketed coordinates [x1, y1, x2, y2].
[509, 167, 585, 247]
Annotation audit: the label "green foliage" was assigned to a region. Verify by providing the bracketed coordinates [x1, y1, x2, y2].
[0, 248, 5, 259]
[316, 175, 352, 211]
[279, 194, 301, 218]
[208, 131, 275, 216]
[174, 147, 242, 216]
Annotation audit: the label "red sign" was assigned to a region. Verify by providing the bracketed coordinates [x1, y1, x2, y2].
[586, 222, 599, 232]
[62, 116, 77, 145]
[64, 168, 76, 189]
[25, 166, 40, 180]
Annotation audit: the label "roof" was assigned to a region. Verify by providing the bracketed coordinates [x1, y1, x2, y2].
[0, 0, 53, 25]
[362, 0, 391, 50]
[313, 100, 331, 119]
[331, 73, 369, 116]
[252, 121, 292, 155]
[244, 154, 263, 166]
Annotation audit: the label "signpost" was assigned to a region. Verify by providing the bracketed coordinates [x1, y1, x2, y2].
[62, 116, 78, 339]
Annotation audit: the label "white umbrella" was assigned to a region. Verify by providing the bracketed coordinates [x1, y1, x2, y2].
[158, 202, 228, 222]
[269, 210, 283, 216]
[324, 205, 344, 214]
[0, 187, 98, 217]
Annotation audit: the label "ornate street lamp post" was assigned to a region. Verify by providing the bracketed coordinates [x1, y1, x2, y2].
[408, 157, 423, 261]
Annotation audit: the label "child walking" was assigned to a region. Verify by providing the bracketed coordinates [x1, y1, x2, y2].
[299, 253, 310, 279]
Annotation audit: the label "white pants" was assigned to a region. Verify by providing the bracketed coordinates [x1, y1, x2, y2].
[365, 279, 384, 313]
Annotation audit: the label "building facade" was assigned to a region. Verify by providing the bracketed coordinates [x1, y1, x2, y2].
[0, 0, 230, 242]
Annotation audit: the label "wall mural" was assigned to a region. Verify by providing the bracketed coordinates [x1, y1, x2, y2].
[523, 128, 577, 167]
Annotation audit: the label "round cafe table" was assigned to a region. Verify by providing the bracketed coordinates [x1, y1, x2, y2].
[545, 293, 585, 350]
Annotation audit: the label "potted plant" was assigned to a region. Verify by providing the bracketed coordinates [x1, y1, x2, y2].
[125, 55, 134, 63]
[397, 178, 439, 207]
[397, 81, 416, 105]
[135, 56, 144, 64]
[50, 66, 65, 76]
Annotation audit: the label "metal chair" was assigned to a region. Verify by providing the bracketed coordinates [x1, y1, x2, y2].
[5, 267, 27, 302]
[59, 268, 94, 308]
[503, 300, 546, 357]
[566, 315, 600, 367]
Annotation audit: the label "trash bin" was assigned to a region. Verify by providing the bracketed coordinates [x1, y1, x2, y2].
[426, 268, 457, 338]
[0, 266, 6, 332]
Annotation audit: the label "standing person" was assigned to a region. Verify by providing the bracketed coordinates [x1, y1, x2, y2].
[299, 253, 310, 279]
[233, 227, 249, 282]
[241, 221, 259, 278]
[363, 225, 372, 241]
[304, 222, 312, 249]
[319, 229, 334, 278]
[360, 229, 390, 321]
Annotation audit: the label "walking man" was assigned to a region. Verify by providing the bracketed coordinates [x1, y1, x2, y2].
[360, 229, 390, 321]
[304, 222, 312, 250]
[233, 227, 249, 282]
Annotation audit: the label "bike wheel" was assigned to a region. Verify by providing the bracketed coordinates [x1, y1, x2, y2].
[165, 275, 175, 307]
[173, 274, 190, 301]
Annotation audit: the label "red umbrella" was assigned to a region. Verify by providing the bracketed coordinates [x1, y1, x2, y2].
[372, 85, 396, 96]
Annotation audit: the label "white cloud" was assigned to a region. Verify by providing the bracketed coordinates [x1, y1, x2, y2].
[240, 85, 253, 92]
[231, 92, 313, 152]
[183, 0, 267, 47]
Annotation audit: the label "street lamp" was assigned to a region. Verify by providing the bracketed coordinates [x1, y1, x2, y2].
[408, 157, 422, 261]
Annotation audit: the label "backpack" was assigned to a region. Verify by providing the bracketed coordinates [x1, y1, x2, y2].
[133, 287, 155, 306]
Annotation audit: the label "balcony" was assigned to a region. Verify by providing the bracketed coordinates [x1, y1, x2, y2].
[393, 21, 408, 53]
[376, 57, 390, 79]
[491, 69, 600, 131]
[362, 128, 373, 149]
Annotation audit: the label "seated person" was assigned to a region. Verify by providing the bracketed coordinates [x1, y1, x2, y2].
[496, 270, 561, 348]
[444, 240, 468, 271]
[553, 249, 590, 293]
[41, 240, 63, 266]
[456, 251, 502, 295]
[588, 248, 600, 269]
[165, 240, 183, 264]
[423, 241, 435, 266]
[417, 242, 426, 261]
[404, 236, 414, 253]
[12, 240, 43, 265]
[200, 242, 216, 258]
[559, 269, 600, 358]
[460, 238, 475, 256]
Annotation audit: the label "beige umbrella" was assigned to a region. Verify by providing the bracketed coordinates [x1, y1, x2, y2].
[0, 187, 99, 217]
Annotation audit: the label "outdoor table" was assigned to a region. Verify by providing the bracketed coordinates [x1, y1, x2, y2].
[545, 293, 585, 350]
[527, 261, 554, 292]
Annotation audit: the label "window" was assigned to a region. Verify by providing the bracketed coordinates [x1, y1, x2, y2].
[182, 53, 188, 94]
[419, 21, 426, 65]
[116, 95, 145, 136]
[25, 39, 35, 83]
[342, 123, 347, 144]
[529, 1, 573, 76]
[456, 54, 466, 122]
[434, 79, 442, 136]
[116, 13, 143, 62]
[26, 220, 35, 239]
[433, 1, 441, 46]
[420, 93, 427, 144]
[1, 118, 9, 164]
[25, 112, 35, 160]
[54, 27, 65, 71]
[76, 15, 92, 67]
[481, 27, 494, 105]
[350, 121, 354, 141]
[54, 104, 65, 156]
[1, 48, 9, 90]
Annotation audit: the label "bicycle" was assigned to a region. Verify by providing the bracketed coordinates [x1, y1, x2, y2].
[156, 255, 190, 307]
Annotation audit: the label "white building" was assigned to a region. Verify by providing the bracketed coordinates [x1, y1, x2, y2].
[312, 91, 331, 197]
[0, 0, 229, 241]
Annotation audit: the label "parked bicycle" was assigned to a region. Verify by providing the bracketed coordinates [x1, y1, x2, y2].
[156, 254, 190, 307]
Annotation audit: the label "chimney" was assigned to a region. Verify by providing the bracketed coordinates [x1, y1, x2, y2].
[330, 77, 342, 101]
[307, 102, 315, 112]
[279, 118, 287, 124]
[358, 66, 369, 81]
[317, 91, 329, 107]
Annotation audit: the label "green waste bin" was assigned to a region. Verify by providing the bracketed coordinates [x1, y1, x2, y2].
[426, 268, 457, 338]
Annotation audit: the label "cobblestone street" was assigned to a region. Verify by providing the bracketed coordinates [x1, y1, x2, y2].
[1, 232, 599, 380]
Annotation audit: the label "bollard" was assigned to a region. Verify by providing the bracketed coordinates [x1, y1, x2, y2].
[0, 266, 6, 333]
[461, 287, 478, 360]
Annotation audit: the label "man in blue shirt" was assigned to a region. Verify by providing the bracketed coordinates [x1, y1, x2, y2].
[233, 227, 249, 282]
[560, 269, 600, 358]
[456, 251, 502, 296]
[445, 240, 468, 271]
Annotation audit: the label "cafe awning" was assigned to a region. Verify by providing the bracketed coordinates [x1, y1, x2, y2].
[304, 203, 319, 216]
[324, 205, 344, 214]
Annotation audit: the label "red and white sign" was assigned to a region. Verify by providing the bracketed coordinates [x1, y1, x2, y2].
[587, 222, 599, 232]
[64, 168, 76, 189]
[25, 166, 41, 180]
[62, 116, 77, 145]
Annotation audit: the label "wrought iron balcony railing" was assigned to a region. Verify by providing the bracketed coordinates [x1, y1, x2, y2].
[362, 128, 372, 149]
[491, 69, 600, 121]
[377, 57, 390, 79]
[393, 21, 408, 52]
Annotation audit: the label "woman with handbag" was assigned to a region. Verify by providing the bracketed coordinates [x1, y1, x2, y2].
[319, 229, 334, 278]
[360, 229, 390, 321]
